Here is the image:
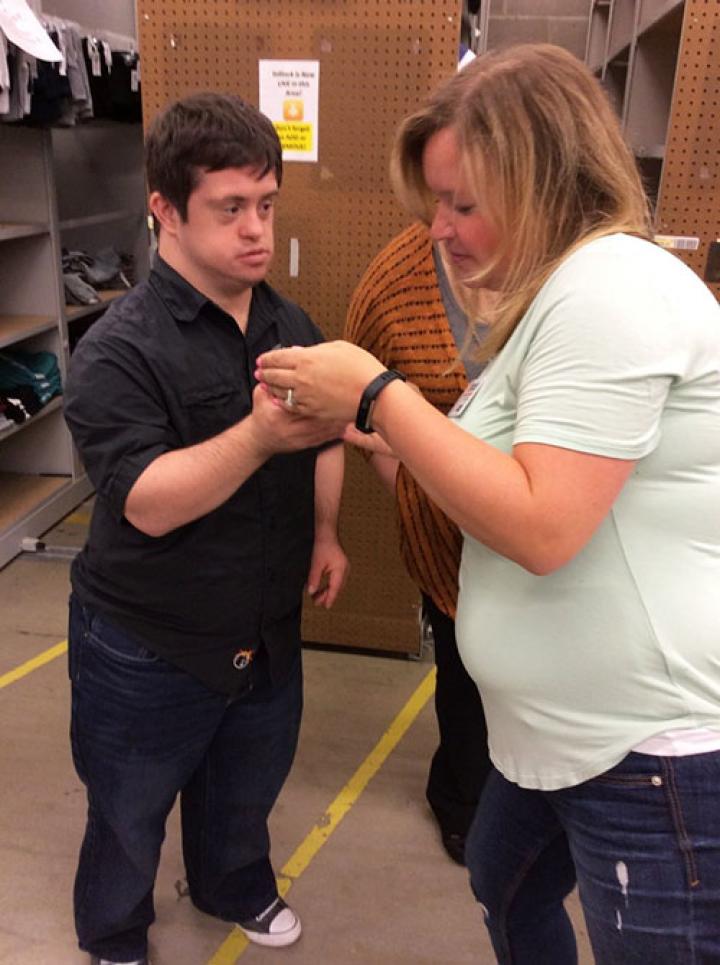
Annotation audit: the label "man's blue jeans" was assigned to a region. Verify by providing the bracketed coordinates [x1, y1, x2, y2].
[68, 595, 303, 962]
[466, 751, 720, 964]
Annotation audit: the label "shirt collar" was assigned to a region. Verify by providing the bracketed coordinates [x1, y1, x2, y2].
[150, 255, 212, 323]
[150, 255, 284, 341]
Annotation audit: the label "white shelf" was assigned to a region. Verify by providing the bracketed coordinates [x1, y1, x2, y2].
[633, 144, 666, 159]
[0, 472, 69, 531]
[586, 0, 685, 205]
[0, 314, 58, 349]
[0, 120, 148, 570]
[606, 36, 633, 65]
[60, 209, 138, 231]
[0, 223, 49, 242]
[638, 0, 683, 37]
[592, 0, 685, 65]
[0, 471, 93, 570]
[0, 397, 63, 445]
[65, 288, 128, 322]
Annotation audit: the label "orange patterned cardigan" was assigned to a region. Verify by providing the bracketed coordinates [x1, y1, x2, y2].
[344, 222, 467, 620]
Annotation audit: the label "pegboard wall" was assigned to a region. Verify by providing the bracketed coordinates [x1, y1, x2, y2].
[656, 0, 720, 297]
[137, 0, 460, 653]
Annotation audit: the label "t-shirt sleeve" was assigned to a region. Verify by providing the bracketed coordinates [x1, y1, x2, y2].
[64, 334, 176, 520]
[513, 283, 678, 459]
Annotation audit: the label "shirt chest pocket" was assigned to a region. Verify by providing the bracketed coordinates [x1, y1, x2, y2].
[179, 381, 251, 444]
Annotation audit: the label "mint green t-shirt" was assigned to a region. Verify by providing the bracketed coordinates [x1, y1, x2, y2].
[452, 234, 720, 790]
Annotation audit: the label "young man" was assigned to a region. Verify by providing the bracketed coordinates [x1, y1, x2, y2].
[64, 92, 349, 965]
[344, 222, 492, 865]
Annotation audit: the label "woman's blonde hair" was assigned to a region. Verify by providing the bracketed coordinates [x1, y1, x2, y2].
[391, 43, 652, 360]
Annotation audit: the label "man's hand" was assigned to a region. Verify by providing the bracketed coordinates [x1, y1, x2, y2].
[306, 533, 350, 609]
[248, 383, 346, 456]
[125, 384, 345, 538]
[256, 341, 386, 423]
[343, 424, 397, 458]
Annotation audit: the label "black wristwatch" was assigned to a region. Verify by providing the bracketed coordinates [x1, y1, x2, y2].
[355, 369, 407, 434]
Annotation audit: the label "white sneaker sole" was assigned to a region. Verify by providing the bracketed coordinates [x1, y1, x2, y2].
[240, 917, 302, 947]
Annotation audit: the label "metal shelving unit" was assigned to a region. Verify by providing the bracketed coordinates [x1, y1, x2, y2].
[587, 0, 720, 296]
[0, 122, 148, 569]
[586, 0, 685, 203]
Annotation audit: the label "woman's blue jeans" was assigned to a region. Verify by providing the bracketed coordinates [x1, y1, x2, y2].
[68, 595, 303, 962]
[467, 751, 720, 964]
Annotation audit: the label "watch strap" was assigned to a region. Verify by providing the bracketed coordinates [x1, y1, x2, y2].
[355, 369, 407, 434]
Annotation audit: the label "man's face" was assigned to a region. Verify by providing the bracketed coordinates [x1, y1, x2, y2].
[173, 165, 278, 296]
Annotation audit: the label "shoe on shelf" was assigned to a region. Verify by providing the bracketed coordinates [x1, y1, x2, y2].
[238, 896, 302, 947]
[441, 829, 467, 866]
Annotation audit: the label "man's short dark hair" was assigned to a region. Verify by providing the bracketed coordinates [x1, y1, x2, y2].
[145, 92, 283, 220]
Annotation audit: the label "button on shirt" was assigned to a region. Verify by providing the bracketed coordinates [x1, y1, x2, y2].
[64, 257, 326, 695]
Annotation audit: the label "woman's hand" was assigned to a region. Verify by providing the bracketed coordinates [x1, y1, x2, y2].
[255, 341, 386, 423]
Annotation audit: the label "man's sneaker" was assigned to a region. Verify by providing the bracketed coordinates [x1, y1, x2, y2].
[90, 958, 149, 965]
[238, 896, 302, 947]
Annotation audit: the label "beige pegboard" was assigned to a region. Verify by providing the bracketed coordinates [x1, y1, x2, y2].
[657, 0, 720, 298]
[137, 0, 461, 652]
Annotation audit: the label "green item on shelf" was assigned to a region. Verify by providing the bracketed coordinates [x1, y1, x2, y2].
[0, 349, 62, 404]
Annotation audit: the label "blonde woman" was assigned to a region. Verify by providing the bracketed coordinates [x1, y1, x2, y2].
[257, 44, 720, 963]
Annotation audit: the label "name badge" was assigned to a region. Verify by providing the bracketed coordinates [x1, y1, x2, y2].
[449, 374, 484, 419]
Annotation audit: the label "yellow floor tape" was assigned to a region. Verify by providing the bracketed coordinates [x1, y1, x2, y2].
[0, 638, 435, 965]
[63, 510, 92, 526]
[207, 666, 436, 964]
[0, 639, 67, 690]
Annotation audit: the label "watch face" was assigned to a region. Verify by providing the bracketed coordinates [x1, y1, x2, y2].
[355, 398, 374, 434]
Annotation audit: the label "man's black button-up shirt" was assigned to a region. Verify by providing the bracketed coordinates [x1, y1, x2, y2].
[64, 257, 326, 695]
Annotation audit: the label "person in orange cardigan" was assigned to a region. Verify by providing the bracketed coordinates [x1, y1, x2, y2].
[343, 221, 492, 865]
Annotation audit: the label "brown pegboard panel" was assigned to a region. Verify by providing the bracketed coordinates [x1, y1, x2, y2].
[137, 0, 461, 652]
[657, 0, 720, 299]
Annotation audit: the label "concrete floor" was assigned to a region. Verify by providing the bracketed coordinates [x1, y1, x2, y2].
[0, 500, 593, 964]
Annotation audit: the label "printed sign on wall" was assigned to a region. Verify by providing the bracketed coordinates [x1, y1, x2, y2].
[259, 59, 319, 163]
